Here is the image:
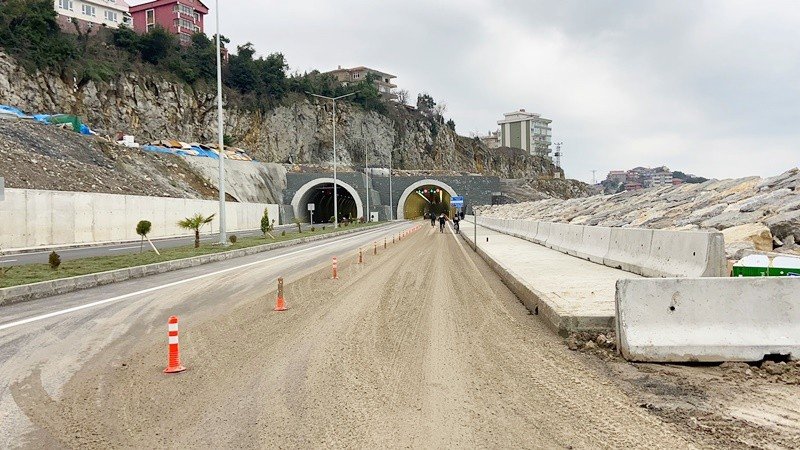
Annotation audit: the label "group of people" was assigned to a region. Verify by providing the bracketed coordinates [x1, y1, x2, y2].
[427, 212, 462, 234]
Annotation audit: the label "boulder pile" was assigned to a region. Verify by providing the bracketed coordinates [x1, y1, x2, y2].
[476, 169, 800, 259]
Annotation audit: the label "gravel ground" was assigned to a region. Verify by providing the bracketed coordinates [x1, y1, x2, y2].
[9, 223, 799, 448]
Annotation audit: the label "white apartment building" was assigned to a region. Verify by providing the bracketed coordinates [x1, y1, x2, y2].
[497, 109, 553, 157]
[54, 0, 132, 30]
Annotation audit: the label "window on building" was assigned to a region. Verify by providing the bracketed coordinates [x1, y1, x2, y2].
[174, 3, 194, 15]
[105, 10, 118, 22]
[82, 4, 96, 16]
[146, 9, 155, 24]
[58, 0, 73, 11]
[146, 23, 154, 32]
[193, 12, 200, 21]
[174, 18, 193, 29]
[179, 33, 191, 43]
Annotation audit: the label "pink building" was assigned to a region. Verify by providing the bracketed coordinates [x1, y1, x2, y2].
[130, 0, 208, 44]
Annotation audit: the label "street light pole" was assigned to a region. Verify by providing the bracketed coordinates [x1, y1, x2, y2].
[365, 141, 369, 222]
[214, 0, 226, 245]
[389, 147, 394, 220]
[307, 92, 356, 228]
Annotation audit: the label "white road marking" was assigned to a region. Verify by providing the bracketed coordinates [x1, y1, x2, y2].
[0, 225, 402, 332]
[0, 259, 17, 263]
[107, 246, 141, 252]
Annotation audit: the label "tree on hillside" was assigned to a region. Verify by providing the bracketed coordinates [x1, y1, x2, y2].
[417, 93, 436, 113]
[260, 52, 288, 101]
[446, 118, 456, 131]
[0, 0, 76, 72]
[396, 89, 409, 105]
[139, 26, 177, 65]
[177, 213, 215, 248]
[227, 43, 259, 93]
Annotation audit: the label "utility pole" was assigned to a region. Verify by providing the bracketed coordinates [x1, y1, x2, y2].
[215, 0, 226, 245]
[365, 142, 370, 222]
[389, 147, 394, 220]
[591, 170, 597, 185]
[306, 92, 356, 228]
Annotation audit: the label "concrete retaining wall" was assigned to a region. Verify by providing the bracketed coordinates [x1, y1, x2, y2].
[472, 216, 726, 278]
[0, 188, 279, 250]
[616, 278, 800, 362]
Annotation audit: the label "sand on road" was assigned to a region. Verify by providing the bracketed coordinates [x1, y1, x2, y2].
[12, 222, 695, 448]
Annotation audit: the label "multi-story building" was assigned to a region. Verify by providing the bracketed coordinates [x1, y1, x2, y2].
[496, 109, 553, 158]
[606, 170, 627, 185]
[54, 0, 132, 32]
[648, 169, 673, 187]
[130, 0, 208, 45]
[326, 66, 398, 100]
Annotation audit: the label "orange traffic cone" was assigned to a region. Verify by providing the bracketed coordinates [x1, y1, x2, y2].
[164, 316, 186, 374]
[274, 277, 288, 311]
[332, 257, 339, 279]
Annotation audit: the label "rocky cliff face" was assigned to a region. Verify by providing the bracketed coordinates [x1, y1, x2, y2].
[0, 52, 558, 180]
[477, 169, 800, 259]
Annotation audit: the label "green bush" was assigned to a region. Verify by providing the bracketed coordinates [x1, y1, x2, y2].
[0, 0, 76, 72]
[48, 251, 61, 270]
[228, 234, 238, 244]
[310, 226, 315, 232]
[281, 230, 286, 236]
[136, 220, 152, 253]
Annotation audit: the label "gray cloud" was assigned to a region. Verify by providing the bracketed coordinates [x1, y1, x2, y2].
[193, 0, 800, 181]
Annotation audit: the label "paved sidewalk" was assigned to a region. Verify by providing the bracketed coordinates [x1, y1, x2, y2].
[459, 220, 640, 334]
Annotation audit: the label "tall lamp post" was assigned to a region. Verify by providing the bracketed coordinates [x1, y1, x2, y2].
[364, 141, 370, 222]
[307, 92, 356, 228]
[389, 147, 394, 220]
[214, 0, 226, 245]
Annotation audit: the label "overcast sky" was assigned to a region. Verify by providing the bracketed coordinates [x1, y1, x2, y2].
[176, 0, 798, 182]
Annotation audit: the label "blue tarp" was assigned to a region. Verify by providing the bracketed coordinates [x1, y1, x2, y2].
[0, 105, 26, 117]
[141, 145, 177, 155]
[190, 145, 219, 159]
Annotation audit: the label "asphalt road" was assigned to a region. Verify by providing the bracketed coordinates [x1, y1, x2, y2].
[0, 220, 409, 447]
[0, 222, 328, 267]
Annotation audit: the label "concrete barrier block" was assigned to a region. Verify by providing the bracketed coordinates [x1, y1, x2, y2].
[534, 222, 551, 244]
[643, 229, 727, 278]
[604, 228, 653, 274]
[561, 224, 585, 257]
[524, 221, 539, 240]
[546, 223, 569, 251]
[575, 226, 612, 264]
[616, 278, 800, 362]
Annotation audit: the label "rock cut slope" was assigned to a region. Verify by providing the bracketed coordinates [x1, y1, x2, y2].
[477, 169, 800, 258]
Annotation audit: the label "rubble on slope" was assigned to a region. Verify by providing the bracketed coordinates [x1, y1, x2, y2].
[476, 169, 800, 258]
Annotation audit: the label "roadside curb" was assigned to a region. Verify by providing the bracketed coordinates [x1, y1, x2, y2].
[0, 224, 388, 308]
[459, 221, 614, 335]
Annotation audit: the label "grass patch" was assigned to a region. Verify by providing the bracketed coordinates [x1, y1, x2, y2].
[0, 222, 380, 289]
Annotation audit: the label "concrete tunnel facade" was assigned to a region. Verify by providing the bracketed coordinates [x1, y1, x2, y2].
[282, 173, 500, 223]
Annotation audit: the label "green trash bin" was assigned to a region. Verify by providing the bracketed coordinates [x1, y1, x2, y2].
[768, 255, 800, 277]
[732, 254, 770, 277]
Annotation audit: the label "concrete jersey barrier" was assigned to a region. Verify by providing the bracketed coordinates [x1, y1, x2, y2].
[470, 217, 726, 278]
[616, 277, 800, 362]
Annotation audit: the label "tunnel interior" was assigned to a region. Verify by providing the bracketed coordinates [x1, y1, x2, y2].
[403, 185, 453, 219]
[301, 183, 358, 223]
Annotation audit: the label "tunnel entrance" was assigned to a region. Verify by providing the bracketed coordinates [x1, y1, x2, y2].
[300, 183, 358, 223]
[402, 184, 453, 220]
[291, 179, 365, 224]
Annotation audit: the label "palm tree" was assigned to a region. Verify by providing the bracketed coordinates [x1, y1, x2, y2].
[177, 213, 215, 248]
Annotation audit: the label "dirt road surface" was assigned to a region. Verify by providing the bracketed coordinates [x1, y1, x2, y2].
[5, 222, 800, 448]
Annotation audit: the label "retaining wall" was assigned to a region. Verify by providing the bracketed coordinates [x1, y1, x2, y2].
[0, 188, 279, 250]
[616, 277, 800, 362]
[473, 216, 726, 278]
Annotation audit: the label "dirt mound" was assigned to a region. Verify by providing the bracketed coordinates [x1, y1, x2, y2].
[0, 120, 219, 199]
